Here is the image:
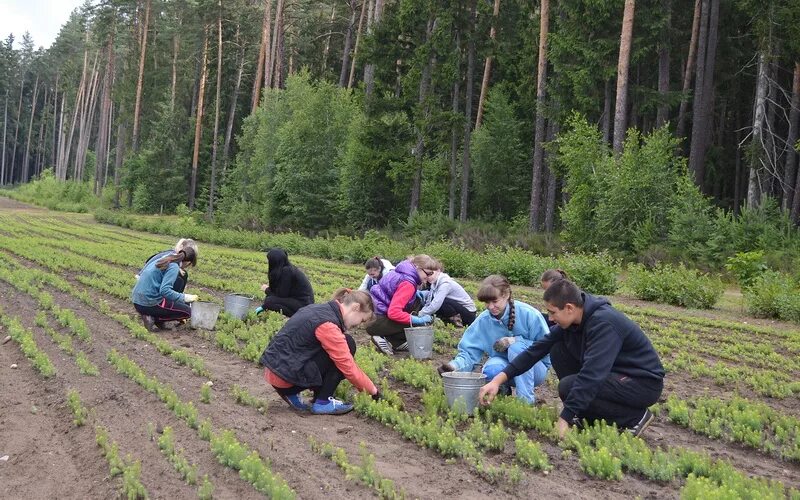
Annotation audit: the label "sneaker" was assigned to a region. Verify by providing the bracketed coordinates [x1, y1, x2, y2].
[395, 341, 409, 352]
[311, 397, 353, 415]
[371, 336, 394, 356]
[280, 393, 310, 412]
[140, 314, 156, 332]
[627, 409, 655, 437]
[155, 320, 179, 331]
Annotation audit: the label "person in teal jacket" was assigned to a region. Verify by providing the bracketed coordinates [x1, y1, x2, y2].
[438, 274, 551, 404]
[132, 248, 199, 331]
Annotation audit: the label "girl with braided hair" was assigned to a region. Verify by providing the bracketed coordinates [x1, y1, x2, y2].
[132, 247, 199, 332]
[438, 275, 551, 404]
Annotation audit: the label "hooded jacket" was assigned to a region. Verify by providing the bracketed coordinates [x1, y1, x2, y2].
[503, 293, 664, 422]
[358, 258, 395, 291]
[419, 272, 476, 317]
[265, 248, 314, 304]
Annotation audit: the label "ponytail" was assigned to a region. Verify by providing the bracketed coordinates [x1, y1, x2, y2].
[156, 247, 197, 270]
[507, 294, 516, 331]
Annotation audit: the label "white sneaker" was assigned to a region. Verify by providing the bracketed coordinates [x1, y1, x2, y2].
[395, 341, 409, 352]
[371, 336, 394, 356]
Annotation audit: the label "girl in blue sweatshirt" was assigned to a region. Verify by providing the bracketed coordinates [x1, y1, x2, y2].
[438, 275, 550, 404]
[132, 248, 199, 331]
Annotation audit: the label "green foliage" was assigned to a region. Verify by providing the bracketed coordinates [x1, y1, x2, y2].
[725, 251, 768, 289]
[95, 426, 148, 499]
[67, 389, 89, 426]
[1, 169, 100, 213]
[627, 264, 724, 309]
[744, 271, 800, 322]
[200, 382, 212, 404]
[230, 384, 269, 414]
[471, 86, 530, 220]
[513, 432, 552, 471]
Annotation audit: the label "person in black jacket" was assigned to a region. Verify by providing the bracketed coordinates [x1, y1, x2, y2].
[479, 278, 664, 438]
[256, 248, 314, 317]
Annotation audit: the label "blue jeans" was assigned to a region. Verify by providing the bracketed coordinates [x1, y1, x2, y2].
[482, 338, 549, 404]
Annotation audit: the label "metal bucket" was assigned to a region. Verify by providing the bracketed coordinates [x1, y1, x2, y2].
[404, 326, 434, 360]
[442, 372, 487, 415]
[190, 301, 221, 330]
[224, 293, 254, 320]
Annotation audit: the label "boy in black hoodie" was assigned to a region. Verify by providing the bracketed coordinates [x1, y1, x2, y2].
[479, 279, 664, 438]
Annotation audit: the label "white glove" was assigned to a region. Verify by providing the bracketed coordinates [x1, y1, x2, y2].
[184, 294, 199, 303]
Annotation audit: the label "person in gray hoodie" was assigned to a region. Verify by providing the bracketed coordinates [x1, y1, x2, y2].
[418, 260, 477, 327]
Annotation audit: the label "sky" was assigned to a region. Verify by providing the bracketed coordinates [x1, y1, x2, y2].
[1, 0, 88, 49]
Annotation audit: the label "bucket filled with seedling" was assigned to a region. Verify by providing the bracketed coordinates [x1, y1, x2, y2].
[191, 301, 222, 330]
[404, 326, 434, 359]
[441, 372, 486, 415]
[224, 293, 254, 320]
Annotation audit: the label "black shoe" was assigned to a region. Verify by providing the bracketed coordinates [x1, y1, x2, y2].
[627, 409, 655, 437]
[140, 314, 156, 332]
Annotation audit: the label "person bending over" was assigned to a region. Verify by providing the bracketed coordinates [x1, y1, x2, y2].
[479, 279, 664, 438]
[438, 275, 550, 404]
[132, 248, 199, 331]
[260, 289, 382, 415]
[358, 256, 395, 291]
[417, 260, 477, 327]
[256, 248, 314, 317]
[136, 239, 199, 296]
[367, 254, 436, 356]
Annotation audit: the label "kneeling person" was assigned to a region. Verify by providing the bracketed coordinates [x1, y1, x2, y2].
[260, 289, 381, 415]
[479, 279, 664, 438]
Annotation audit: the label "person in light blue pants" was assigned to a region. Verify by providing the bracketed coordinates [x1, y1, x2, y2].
[481, 338, 549, 403]
[438, 275, 551, 404]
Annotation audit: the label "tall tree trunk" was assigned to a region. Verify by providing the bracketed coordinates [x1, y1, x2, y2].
[113, 118, 125, 208]
[474, 0, 501, 130]
[612, 0, 636, 154]
[655, 0, 671, 128]
[35, 88, 48, 176]
[339, 1, 357, 87]
[544, 118, 561, 233]
[1, 91, 8, 185]
[747, 50, 768, 208]
[22, 76, 40, 183]
[251, 0, 272, 111]
[322, 3, 337, 75]
[62, 37, 91, 181]
[274, 7, 286, 88]
[459, 1, 477, 222]
[189, 27, 209, 210]
[687, 0, 709, 183]
[409, 17, 437, 217]
[266, 0, 284, 89]
[223, 25, 245, 174]
[208, 2, 223, 219]
[347, 0, 368, 90]
[448, 31, 461, 220]
[733, 111, 742, 215]
[103, 102, 113, 187]
[56, 95, 66, 181]
[783, 61, 800, 213]
[363, 0, 384, 99]
[675, 0, 701, 140]
[688, 0, 719, 189]
[95, 33, 115, 194]
[132, 0, 151, 152]
[171, 20, 181, 112]
[51, 74, 59, 172]
[75, 53, 101, 181]
[528, 0, 550, 231]
[10, 73, 26, 183]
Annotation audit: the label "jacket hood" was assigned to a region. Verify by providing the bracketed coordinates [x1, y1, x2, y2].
[581, 292, 610, 322]
[267, 248, 289, 270]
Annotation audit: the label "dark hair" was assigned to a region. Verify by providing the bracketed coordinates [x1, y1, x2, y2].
[476, 275, 515, 331]
[156, 247, 197, 270]
[540, 269, 568, 284]
[543, 279, 584, 309]
[365, 256, 384, 271]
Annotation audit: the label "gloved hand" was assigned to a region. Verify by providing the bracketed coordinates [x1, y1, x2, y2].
[184, 294, 199, 303]
[493, 336, 516, 352]
[415, 290, 429, 302]
[411, 315, 433, 326]
[371, 390, 383, 402]
[437, 362, 456, 376]
[254, 306, 264, 315]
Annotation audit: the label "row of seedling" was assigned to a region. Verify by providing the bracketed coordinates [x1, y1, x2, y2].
[149, 424, 214, 499]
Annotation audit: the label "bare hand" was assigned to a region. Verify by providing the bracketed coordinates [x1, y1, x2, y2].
[557, 417, 570, 439]
[260, 284, 269, 293]
[478, 381, 500, 406]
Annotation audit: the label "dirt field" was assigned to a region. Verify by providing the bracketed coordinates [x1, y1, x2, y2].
[1, 199, 798, 499]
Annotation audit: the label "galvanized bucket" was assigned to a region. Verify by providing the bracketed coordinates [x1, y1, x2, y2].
[190, 301, 221, 330]
[224, 293, 254, 320]
[404, 326, 434, 360]
[441, 372, 487, 416]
